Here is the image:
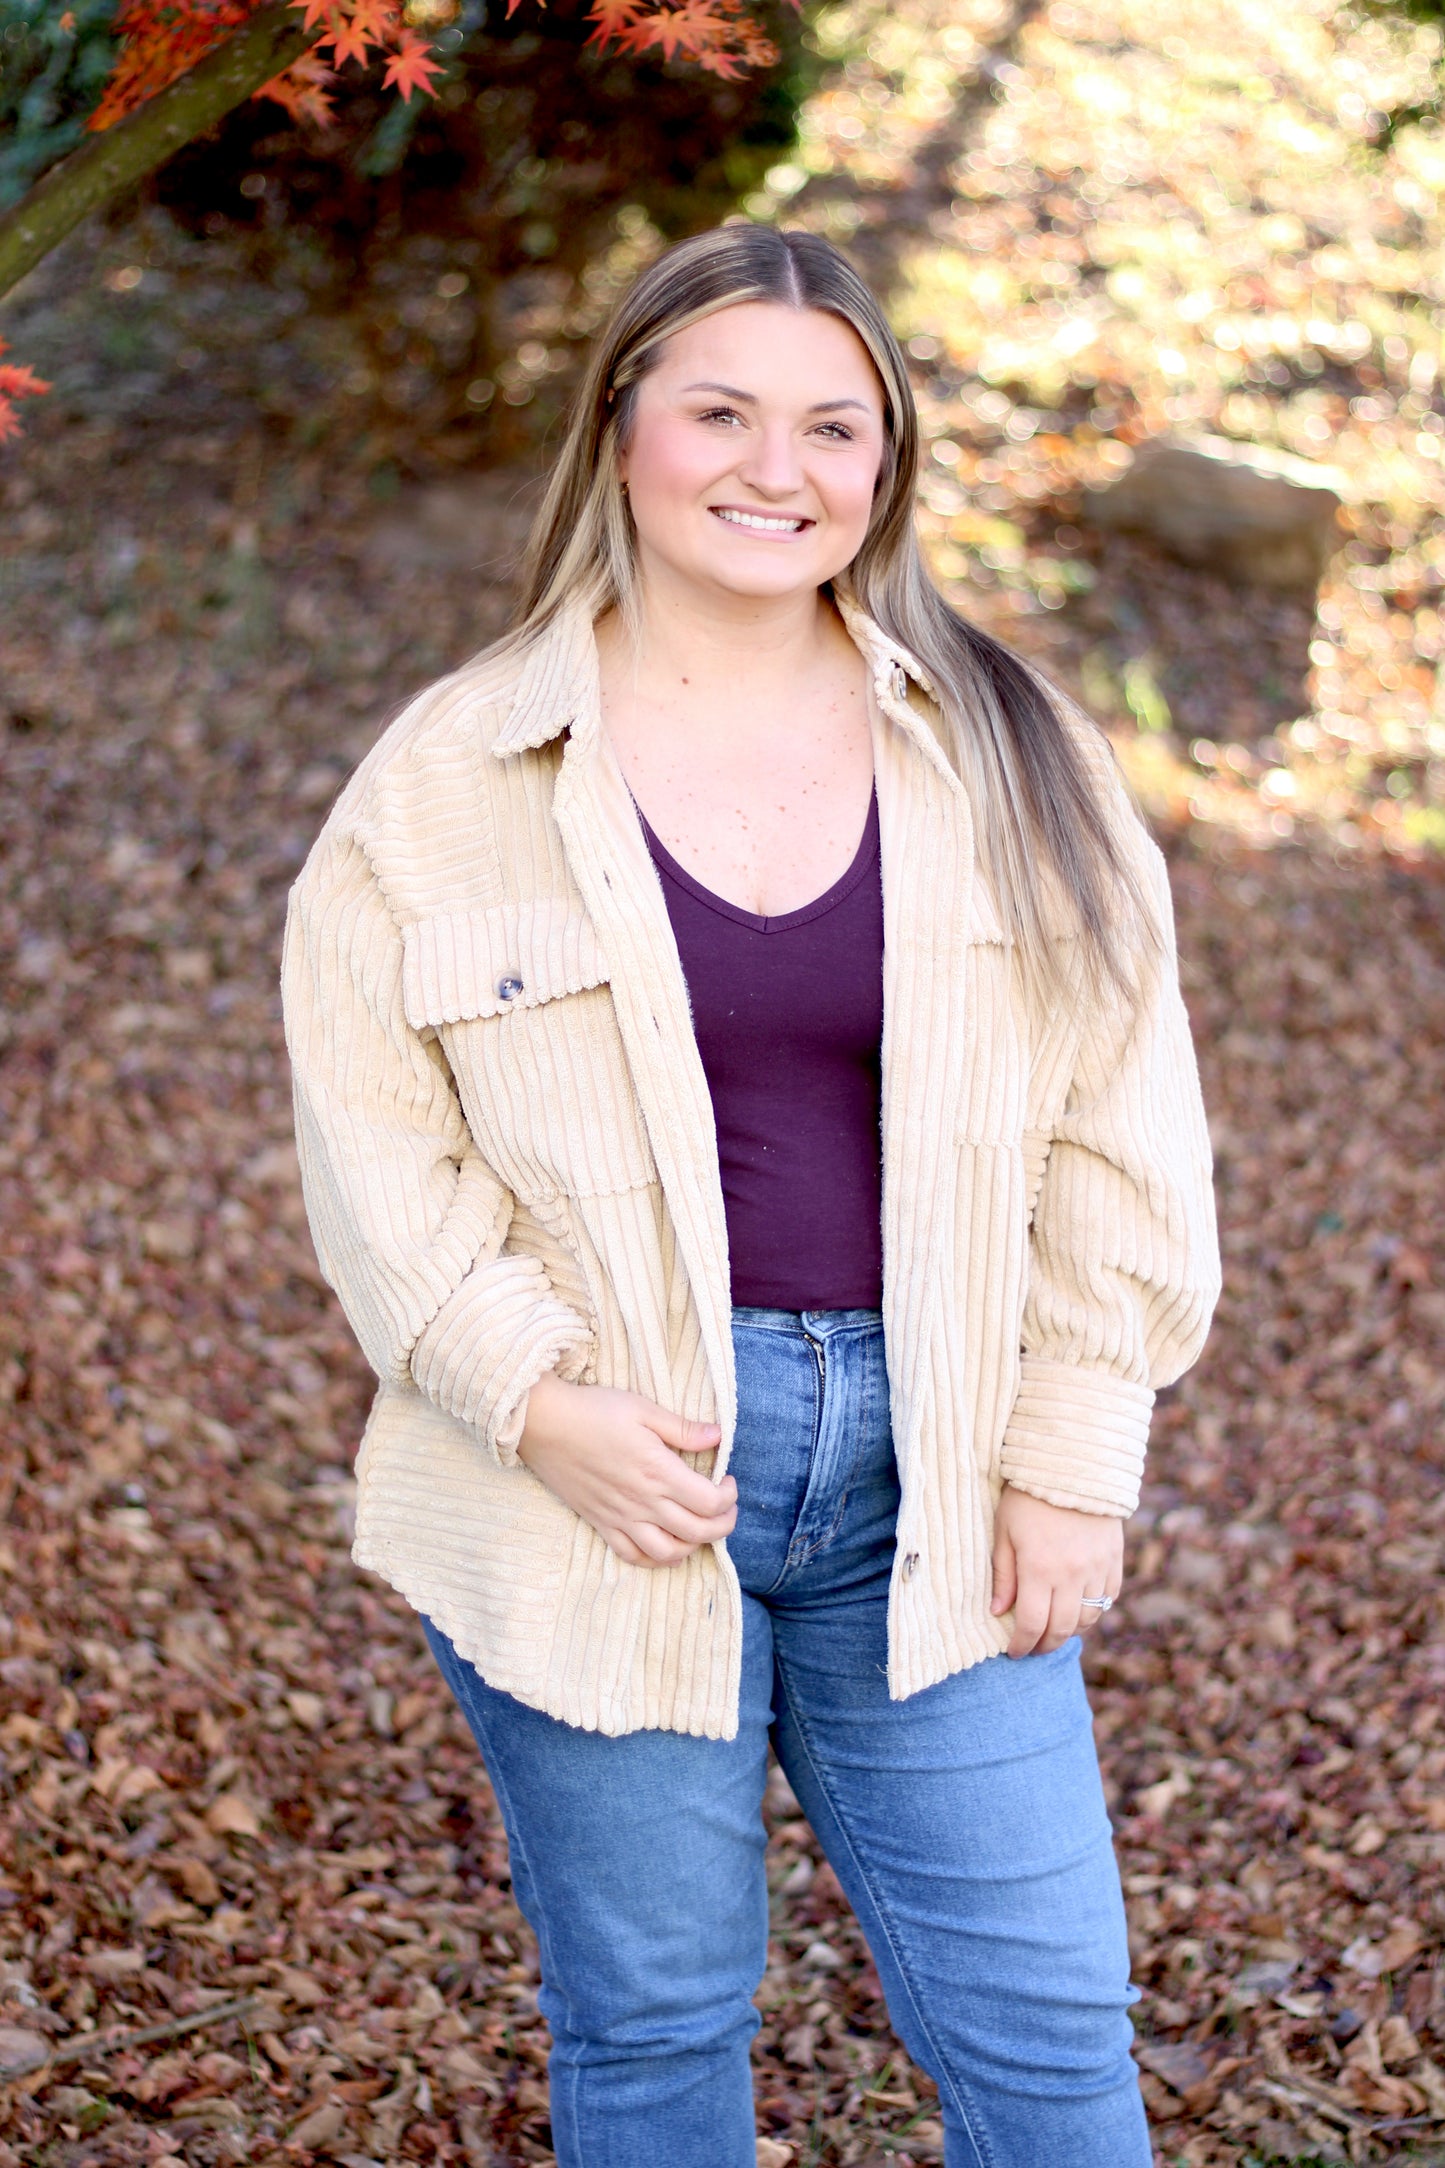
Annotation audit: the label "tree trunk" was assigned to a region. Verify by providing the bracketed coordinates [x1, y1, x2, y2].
[0, 2, 324, 304]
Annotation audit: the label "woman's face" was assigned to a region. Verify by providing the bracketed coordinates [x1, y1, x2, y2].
[616, 301, 888, 607]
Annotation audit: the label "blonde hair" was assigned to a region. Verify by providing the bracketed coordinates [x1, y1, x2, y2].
[514, 223, 1153, 993]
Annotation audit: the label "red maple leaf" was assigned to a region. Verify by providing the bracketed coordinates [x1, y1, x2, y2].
[85, 0, 782, 138]
[324, 8, 380, 67]
[287, 0, 342, 34]
[268, 0, 398, 112]
[254, 44, 339, 123]
[347, 0, 399, 44]
[0, 344, 52, 445]
[381, 26, 444, 98]
[87, 0, 266, 129]
[583, 0, 649, 33]
[594, 0, 776, 74]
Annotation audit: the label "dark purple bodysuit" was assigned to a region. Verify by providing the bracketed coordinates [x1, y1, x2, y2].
[636, 792, 885, 1311]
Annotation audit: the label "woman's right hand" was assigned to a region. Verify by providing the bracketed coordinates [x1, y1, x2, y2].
[516, 1372, 737, 1567]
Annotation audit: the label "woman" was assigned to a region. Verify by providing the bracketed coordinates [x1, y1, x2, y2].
[282, 224, 1220, 2168]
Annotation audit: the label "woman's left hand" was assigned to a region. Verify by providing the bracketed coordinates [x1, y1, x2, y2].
[989, 1484, 1123, 1657]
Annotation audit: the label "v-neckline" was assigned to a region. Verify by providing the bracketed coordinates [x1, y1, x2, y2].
[631, 787, 880, 936]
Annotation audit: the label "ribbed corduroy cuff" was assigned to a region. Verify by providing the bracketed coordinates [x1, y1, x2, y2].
[409, 1258, 594, 1470]
[488, 1323, 593, 1468]
[999, 1356, 1154, 1517]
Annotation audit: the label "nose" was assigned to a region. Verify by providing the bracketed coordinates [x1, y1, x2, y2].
[737, 421, 805, 499]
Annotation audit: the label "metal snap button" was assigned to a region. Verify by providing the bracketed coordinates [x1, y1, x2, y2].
[891, 664, 909, 701]
[902, 1551, 919, 1578]
[496, 974, 524, 1003]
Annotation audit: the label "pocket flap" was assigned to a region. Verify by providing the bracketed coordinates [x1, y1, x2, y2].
[402, 901, 608, 1029]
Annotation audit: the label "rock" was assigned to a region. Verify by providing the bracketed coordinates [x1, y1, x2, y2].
[0, 2023, 50, 2078]
[1083, 434, 1346, 587]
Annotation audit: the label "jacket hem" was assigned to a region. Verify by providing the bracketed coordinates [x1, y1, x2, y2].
[350, 1532, 739, 1739]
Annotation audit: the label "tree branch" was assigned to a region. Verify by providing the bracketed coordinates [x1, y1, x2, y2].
[0, 3, 324, 304]
[47, 1995, 264, 2070]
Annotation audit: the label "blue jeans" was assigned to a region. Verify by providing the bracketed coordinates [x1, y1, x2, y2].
[421, 1308, 1148, 2168]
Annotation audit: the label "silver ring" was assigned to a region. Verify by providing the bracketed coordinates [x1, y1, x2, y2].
[1080, 1594, 1114, 1611]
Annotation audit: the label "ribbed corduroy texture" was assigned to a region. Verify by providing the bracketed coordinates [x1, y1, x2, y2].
[279, 598, 1221, 1738]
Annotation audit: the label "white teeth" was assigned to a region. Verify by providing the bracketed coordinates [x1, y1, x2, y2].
[713, 508, 807, 532]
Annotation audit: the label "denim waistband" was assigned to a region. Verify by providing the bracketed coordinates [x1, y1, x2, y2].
[731, 1306, 884, 1341]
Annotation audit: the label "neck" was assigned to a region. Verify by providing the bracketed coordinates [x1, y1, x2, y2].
[618, 556, 839, 696]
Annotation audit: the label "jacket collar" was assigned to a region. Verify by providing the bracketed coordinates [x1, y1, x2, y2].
[490, 590, 950, 775]
[492, 600, 601, 756]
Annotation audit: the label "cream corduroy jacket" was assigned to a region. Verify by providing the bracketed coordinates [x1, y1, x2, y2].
[280, 596, 1220, 1739]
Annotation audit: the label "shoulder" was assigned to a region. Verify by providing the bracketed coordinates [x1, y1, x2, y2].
[288, 636, 545, 920]
[335, 637, 532, 833]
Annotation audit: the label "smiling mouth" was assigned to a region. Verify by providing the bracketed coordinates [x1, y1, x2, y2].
[710, 507, 812, 534]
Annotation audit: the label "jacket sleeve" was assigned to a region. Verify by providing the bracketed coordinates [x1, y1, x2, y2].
[998, 836, 1221, 1517]
[280, 826, 594, 1468]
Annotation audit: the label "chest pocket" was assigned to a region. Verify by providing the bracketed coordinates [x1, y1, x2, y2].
[402, 901, 659, 1201]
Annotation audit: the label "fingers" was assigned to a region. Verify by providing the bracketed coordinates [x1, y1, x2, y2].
[997, 1507, 1052, 1654]
[645, 1401, 723, 1458]
[990, 1518, 1018, 1618]
[635, 1401, 735, 1527]
[601, 1526, 654, 1567]
[1005, 1588, 1052, 1658]
[645, 1490, 739, 1548]
[661, 1460, 737, 1520]
[523, 1386, 738, 1569]
[1007, 1585, 1077, 1657]
[608, 1521, 710, 1568]
[1043, 1581, 1089, 1653]
[1074, 1588, 1112, 1637]
[1075, 1559, 1124, 1640]
[601, 1400, 738, 1565]
[1012, 1577, 1123, 1654]
[995, 1487, 1125, 1656]
[1005, 1562, 1120, 1655]
[597, 1482, 736, 1569]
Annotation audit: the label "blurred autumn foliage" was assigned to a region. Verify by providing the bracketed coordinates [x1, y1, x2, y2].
[0, 0, 801, 439]
[3, 0, 1445, 2163]
[85, 0, 785, 138]
[0, 337, 48, 443]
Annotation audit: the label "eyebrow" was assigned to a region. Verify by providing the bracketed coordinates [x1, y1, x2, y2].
[679, 380, 874, 415]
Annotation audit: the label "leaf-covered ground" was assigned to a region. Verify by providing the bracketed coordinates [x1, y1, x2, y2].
[2, 2, 1444, 2164]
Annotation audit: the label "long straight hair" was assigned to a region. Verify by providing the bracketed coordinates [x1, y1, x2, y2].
[512, 223, 1153, 995]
